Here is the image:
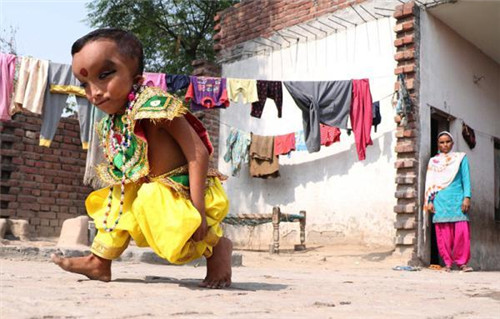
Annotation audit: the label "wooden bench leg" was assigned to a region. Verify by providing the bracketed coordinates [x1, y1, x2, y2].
[270, 206, 280, 254]
[294, 210, 306, 251]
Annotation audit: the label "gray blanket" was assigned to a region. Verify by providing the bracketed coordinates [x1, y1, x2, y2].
[284, 81, 352, 153]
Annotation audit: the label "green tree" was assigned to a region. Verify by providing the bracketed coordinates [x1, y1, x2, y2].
[86, 0, 237, 74]
[0, 26, 18, 55]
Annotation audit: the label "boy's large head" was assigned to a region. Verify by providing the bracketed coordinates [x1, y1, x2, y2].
[71, 28, 144, 114]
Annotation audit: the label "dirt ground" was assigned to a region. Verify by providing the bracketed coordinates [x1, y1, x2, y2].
[1, 244, 499, 319]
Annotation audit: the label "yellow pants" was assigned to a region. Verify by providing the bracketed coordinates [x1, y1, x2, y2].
[86, 176, 229, 264]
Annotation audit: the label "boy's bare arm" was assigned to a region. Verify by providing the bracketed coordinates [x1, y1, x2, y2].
[161, 116, 209, 241]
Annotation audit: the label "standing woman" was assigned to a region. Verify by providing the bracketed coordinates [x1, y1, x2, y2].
[424, 131, 473, 272]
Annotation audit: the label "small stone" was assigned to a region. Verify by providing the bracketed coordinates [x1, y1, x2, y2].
[313, 301, 335, 307]
[7, 219, 30, 241]
[56, 216, 90, 247]
[0, 219, 8, 239]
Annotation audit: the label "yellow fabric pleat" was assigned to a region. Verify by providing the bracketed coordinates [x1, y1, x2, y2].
[86, 177, 229, 263]
[39, 138, 52, 147]
[50, 84, 86, 97]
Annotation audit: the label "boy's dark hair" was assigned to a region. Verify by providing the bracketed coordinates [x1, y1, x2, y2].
[71, 28, 144, 76]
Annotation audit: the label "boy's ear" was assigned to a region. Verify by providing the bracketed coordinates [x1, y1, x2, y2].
[135, 75, 145, 85]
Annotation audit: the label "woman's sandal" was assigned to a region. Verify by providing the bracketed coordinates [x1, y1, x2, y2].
[444, 266, 452, 272]
[460, 265, 473, 272]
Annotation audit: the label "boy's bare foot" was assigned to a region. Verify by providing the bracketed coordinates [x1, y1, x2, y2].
[51, 253, 112, 282]
[200, 237, 232, 289]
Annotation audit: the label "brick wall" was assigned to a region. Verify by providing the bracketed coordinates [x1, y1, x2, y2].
[392, 1, 420, 261]
[214, 0, 367, 53]
[0, 114, 92, 237]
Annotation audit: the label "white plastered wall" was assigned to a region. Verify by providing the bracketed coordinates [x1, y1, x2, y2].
[419, 11, 500, 269]
[218, 16, 399, 249]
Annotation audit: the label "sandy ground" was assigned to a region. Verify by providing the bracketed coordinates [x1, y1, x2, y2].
[1, 244, 499, 319]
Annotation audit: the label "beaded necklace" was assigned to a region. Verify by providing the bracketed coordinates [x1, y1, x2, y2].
[101, 86, 143, 232]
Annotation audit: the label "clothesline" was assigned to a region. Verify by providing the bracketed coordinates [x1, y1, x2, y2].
[218, 89, 394, 132]
[6, 52, 397, 87]
[220, 73, 396, 82]
[2, 52, 387, 162]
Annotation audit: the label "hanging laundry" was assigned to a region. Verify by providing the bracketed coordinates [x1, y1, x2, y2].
[372, 101, 381, 132]
[249, 134, 279, 179]
[251, 80, 283, 118]
[320, 124, 341, 147]
[395, 74, 412, 126]
[350, 79, 373, 161]
[83, 105, 107, 189]
[185, 76, 229, 111]
[294, 130, 308, 151]
[144, 72, 167, 91]
[284, 81, 352, 153]
[11, 56, 49, 115]
[39, 62, 91, 149]
[0, 53, 16, 122]
[166, 74, 190, 93]
[77, 98, 93, 150]
[274, 132, 296, 155]
[462, 122, 476, 149]
[227, 78, 259, 104]
[223, 128, 251, 176]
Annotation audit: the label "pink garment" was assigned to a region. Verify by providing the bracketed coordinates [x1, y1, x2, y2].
[0, 53, 17, 121]
[274, 133, 296, 155]
[350, 79, 373, 160]
[435, 221, 470, 267]
[320, 124, 340, 146]
[143, 72, 167, 91]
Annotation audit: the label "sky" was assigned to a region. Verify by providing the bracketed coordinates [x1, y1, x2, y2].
[0, 0, 92, 64]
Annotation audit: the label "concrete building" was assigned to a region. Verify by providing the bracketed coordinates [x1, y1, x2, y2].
[213, 0, 500, 270]
[416, 0, 500, 270]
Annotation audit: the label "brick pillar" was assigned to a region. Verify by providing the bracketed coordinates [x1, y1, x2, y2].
[392, 1, 420, 262]
[191, 59, 222, 169]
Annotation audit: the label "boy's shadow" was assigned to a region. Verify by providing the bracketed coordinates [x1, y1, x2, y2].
[112, 276, 287, 292]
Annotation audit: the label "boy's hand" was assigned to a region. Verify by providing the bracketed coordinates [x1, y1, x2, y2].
[192, 216, 208, 242]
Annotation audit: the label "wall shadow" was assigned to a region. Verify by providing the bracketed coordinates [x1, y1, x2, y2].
[227, 129, 395, 210]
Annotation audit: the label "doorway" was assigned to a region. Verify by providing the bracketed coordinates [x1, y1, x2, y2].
[429, 110, 451, 265]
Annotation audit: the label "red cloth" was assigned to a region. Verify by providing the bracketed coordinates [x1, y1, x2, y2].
[350, 79, 373, 160]
[320, 124, 341, 146]
[274, 133, 296, 155]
